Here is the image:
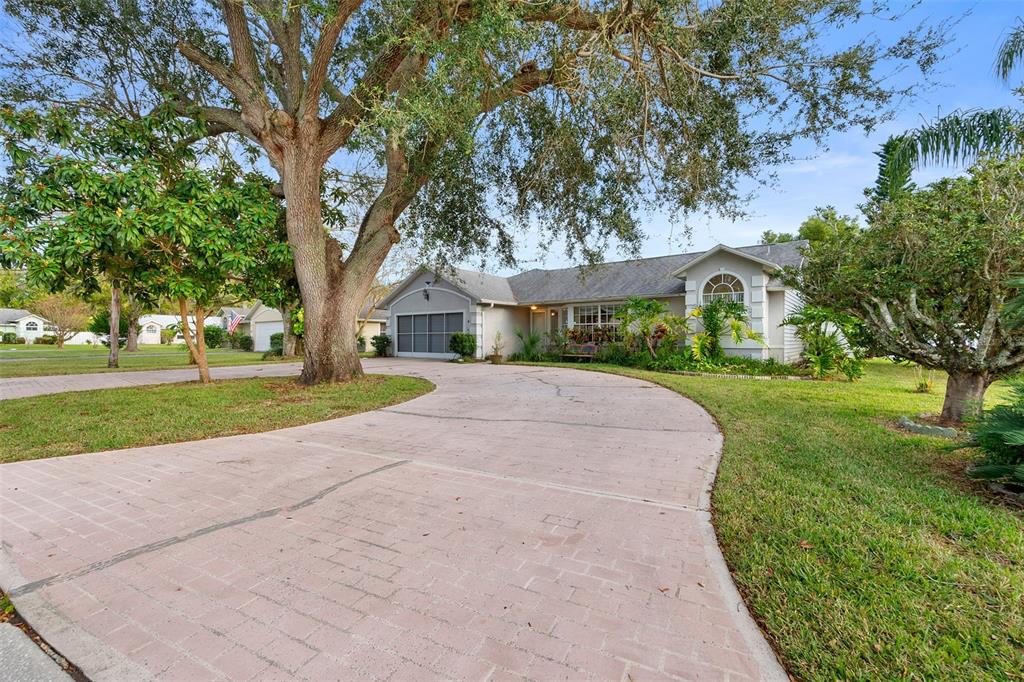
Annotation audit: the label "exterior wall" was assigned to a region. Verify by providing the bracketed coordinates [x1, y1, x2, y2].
[480, 305, 530, 358]
[782, 289, 805, 363]
[64, 331, 102, 345]
[387, 273, 474, 358]
[15, 315, 50, 343]
[682, 252, 770, 359]
[138, 325, 161, 345]
[766, 290, 786, 362]
[358, 321, 384, 349]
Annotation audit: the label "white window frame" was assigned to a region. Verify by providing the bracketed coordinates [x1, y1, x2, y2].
[701, 273, 745, 306]
[572, 304, 622, 331]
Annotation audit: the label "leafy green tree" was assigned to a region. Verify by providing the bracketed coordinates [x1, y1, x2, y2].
[796, 207, 860, 243]
[759, 230, 797, 245]
[796, 156, 1024, 423]
[0, 106, 280, 382]
[1, 0, 949, 384]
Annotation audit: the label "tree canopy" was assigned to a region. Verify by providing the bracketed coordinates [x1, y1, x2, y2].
[796, 155, 1024, 422]
[1, 0, 952, 382]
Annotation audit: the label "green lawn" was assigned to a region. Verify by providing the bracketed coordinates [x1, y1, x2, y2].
[517, 360, 1023, 681]
[0, 343, 284, 377]
[0, 375, 433, 463]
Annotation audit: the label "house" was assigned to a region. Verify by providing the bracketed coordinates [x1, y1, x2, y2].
[218, 302, 389, 352]
[137, 314, 222, 345]
[378, 240, 808, 361]
[0, 308, 52, 343]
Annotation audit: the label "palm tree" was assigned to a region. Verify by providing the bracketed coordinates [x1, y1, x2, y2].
[881, 22, 1024, 190]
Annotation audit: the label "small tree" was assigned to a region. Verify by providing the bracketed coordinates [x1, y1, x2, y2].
[796, 155, 1024, 422]
[690, 299, 763, 361]
[0, 106, 280, 383]
[31, 293, 90, 348]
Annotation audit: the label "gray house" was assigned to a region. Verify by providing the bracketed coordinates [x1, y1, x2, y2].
[378, 240, 808, 361]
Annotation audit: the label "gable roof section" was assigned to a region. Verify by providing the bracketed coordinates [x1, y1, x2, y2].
[0, 308, 38, 324]
[669, 240, 808, 277]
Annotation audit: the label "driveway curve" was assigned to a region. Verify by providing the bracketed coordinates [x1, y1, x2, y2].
[0, 359, 785, 681]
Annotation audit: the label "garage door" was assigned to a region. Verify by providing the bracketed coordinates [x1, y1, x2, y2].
[396, 313, 464, 358]
[252, 320, 283, 352]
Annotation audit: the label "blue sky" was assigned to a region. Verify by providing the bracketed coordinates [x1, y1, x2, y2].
[495, 0, 1024, 274]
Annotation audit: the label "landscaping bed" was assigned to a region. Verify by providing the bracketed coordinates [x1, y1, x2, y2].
[515, 359, 1022, 680]
[0, 375, 433, 463]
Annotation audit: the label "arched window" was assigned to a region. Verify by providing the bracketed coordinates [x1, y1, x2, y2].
[702, 274, 744, 305]
[24, 321, 39, 331]
[146, 325, 158, 333]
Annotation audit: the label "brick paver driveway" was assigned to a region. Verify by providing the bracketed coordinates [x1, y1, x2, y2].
[0, 360, 785, 681]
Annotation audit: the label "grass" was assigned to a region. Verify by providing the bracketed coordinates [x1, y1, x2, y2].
[516, 359, 1023, 681]
[0, 374, 433, 463]
[0, 343, 284, 378]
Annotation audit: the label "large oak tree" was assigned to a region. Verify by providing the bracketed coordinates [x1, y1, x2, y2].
[2, 0, 949, 383]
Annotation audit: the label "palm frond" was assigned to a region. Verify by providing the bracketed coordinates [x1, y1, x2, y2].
[882, 109, 1024, 185]
[995, 22, 1024, 83]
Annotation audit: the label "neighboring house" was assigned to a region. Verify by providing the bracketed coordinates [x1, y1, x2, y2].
[378, 240, 808, 362]
[0, 308, 52, 343]
[137, 314, 221, 345]
[218, 302, 388, 352]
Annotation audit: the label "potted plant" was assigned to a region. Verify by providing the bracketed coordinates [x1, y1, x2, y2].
[489, 331, 505, 363]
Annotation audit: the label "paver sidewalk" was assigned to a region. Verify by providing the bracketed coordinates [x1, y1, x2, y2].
[0, 362, 304, 400]
[0, 360, 786, 681]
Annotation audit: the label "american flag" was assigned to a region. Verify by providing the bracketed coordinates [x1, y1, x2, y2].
[227, 313, 243, 333]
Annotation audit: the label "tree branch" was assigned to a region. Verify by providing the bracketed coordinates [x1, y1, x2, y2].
[301, 0, 365, 119]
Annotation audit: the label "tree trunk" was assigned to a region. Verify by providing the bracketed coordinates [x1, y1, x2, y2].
[108, 287, 120, 368]
[283, 159, 364, 384]
[178, 298, 211, 384]
[125, 309, 139, 352]
[939, 371, 989, 424]
[279, 304, 297, 357]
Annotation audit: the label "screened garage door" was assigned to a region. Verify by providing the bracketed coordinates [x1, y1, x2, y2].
[396, 313, 464, 357]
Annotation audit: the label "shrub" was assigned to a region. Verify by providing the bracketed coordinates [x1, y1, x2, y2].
[269, 332, 284, 350]
[13, 336, 26, 344]
[691, 299, 762, 361]
[160, 329, 176, 344]
[371, 334, 391, 357]
[3, 332, 18, 344]
[357, 336, 366, 352]
[35, 335, 58, 345]
[449, 332, 476, 359]
[236, 334, 254, 352]
[203, 325, 227, 349]
[783, 305, 865, 381]
[513, 328, 543, 361]
[967, 377, 1024, 486]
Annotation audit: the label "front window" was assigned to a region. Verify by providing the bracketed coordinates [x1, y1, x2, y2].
[146, 325, 158, 332]
[571, 304, 621, 342]
[702, 274, 744, 305]
[24, 321, 38, 331]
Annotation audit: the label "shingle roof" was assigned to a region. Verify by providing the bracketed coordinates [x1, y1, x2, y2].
[403, 240, 807, 305]
[0, 308, 35, 323]
[503, 240, 807, 304]
[447, 268, 519, 303]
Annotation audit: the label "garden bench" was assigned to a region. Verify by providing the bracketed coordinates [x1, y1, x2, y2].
[561, 342, 598, 362]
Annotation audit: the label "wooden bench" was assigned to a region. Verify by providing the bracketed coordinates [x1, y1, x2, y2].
[561, 342, 598, 362]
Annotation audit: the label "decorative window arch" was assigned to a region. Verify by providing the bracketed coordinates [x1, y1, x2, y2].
[702, 273, 744, 305]
[24, 320, 39, 331]
[146, 325, 158, 333]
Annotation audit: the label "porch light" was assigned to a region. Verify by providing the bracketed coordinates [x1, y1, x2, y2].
[530, 305, 537, 310]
